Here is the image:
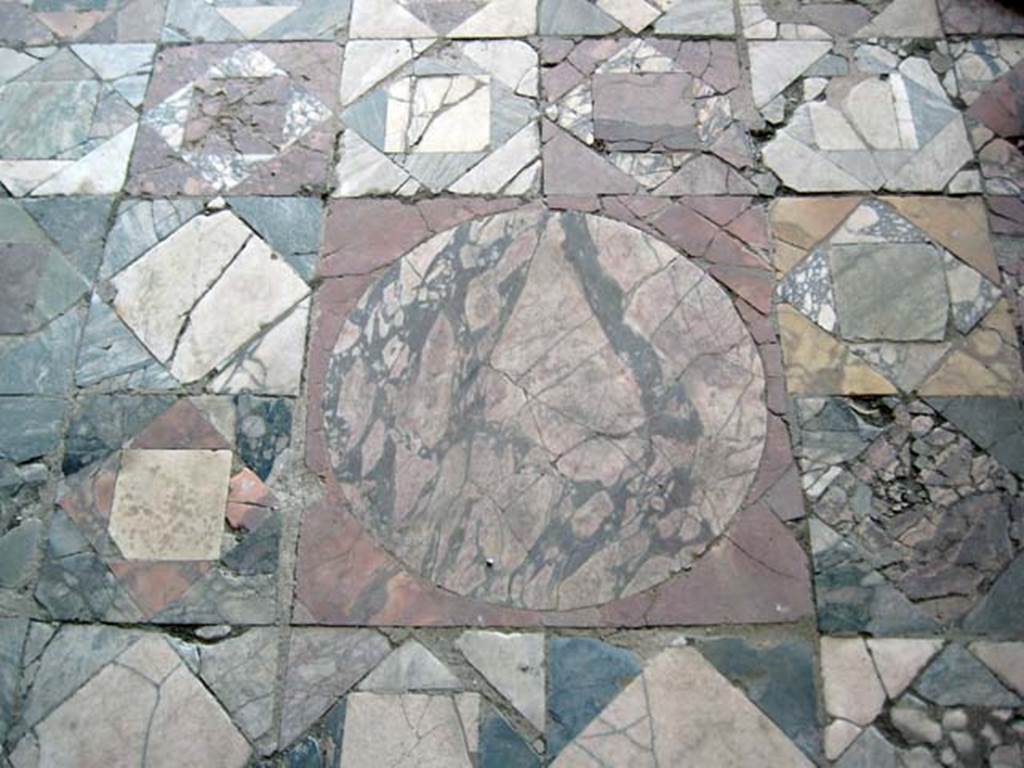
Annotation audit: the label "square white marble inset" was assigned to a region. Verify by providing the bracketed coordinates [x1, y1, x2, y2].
[384, 74, 491, 153]
[108, 448, 233, 561]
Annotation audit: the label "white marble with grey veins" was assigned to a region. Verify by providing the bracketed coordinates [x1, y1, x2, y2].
[763, 55, 972, 192]
[336, 40, 539, 196]
[322, 209, 766, 610]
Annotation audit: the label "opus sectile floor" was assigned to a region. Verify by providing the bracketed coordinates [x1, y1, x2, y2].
[3, 0, 1024, 766]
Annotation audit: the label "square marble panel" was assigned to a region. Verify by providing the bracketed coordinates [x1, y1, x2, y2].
[334, 40, 539, 196]
[162, 0, 349, 41]
[541, 39, 759, 196]
[0, 0, 165, 44]
[128, 43, 340, 195]
[829, 243, 949, 343]
[0, 45, 152, 196]
[108, 448, 232, 561]
[773, 196, 1023, 396]
[37, 397, 286, 623]
[295, 197, 810, 627]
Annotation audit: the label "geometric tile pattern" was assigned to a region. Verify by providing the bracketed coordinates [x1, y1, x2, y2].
[348, 0, 535, 38]
[0, 0, 165, 44]
[162, 0, 349, 42]
[39, 398, 283, 623]
[797, 396, 1024, 635]
[541, 39, 758, 196]
[0, 45, 152, 196]
[773, 196, 1024, 397]
[298, 199, 812, 626]
[128, 42, 340, 195]
[78, 199, 312, 394]
[335, 40, 539, 196]
[0, 0, 1023, 765]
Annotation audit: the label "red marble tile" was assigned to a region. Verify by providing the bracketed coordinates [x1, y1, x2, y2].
[130, 399, 230, 450]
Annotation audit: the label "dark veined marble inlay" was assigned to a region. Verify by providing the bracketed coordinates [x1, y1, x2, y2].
[322, 209, 767, 610]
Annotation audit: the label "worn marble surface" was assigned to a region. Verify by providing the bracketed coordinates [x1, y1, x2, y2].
[1, 0, 1024, 765]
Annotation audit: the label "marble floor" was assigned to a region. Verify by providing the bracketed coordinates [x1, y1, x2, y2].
[1, 0, 1024, 765]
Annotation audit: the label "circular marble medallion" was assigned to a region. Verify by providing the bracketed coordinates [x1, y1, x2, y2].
[322, 209, 766, 610]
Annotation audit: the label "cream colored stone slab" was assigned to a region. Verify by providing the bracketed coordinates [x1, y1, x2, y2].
[886, 117, 972, 191]
[349, 0, 435, 38]
[845, 80, 903, 150]
[810, 103, 866, 151]
[409, 76, 490, 154]
[171, 235, 309, 383]
[0, 160, 72, 196]
[334, 130, 411, 197]
[821, 638, 887, 727]
[970, 642, 1024, 695]
[340, 693, 473, 767]
[212, 297, 310, 395]
[825, 719, 863, 761]
[456, 631, 545, 730]
[358, 640, 461, 692]
[763, 132, 872, 192]
[552, 647, 813, 767]
[146, 666, 251, 768]
[35, 664, 156, 768]
[108, 449, 232, 561]
[867, 639, 944, 700]
[112, 211, 252, 364]
[855, 0, 942, 39]
[117, 635, 183, 684]
[460, 41, 537, 96]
